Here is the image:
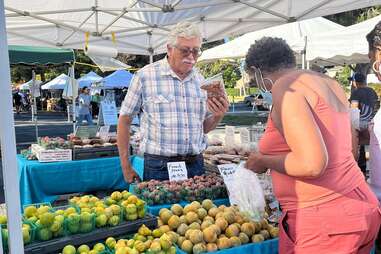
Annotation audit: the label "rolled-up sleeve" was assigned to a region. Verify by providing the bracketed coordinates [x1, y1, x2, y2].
[119, 72, 143, 117]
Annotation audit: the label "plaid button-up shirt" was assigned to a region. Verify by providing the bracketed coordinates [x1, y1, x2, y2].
[120, 58, 208, 156]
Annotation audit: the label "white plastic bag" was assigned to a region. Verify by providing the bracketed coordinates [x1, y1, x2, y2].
[227, 162, 266, 221]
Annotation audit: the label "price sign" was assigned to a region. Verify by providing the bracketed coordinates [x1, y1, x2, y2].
[101, 101, 118, 125]
[167, 162, 188, 182]
[217, 164, 238, 184]
[98, 125, 110, 141]
[75, 126, 98, 139]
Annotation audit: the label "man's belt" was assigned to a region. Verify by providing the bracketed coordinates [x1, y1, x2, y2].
[145, 153, 201, 163]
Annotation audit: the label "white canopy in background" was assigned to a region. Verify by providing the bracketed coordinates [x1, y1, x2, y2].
[368, 73, 381, 84]
[306, 15, 381, 66]
[5, 0, 381, 56]
[41, 73, 70, 90]
[198, 17, 343, 62]
[18, 79, 42, 90]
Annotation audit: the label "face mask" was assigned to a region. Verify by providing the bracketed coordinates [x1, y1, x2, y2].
[251, 66, 274, 92]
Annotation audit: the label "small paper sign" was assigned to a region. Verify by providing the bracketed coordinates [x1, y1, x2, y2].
[98, 125, 110, 141]
[167, 162, 188, 182]
[75, 126, 98, 139]
[217, 164, 238, 183]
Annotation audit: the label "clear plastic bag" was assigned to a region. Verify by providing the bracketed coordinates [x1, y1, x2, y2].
[227, 162, 266, 221]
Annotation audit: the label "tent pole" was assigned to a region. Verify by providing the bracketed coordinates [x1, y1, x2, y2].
[306, 61, 310, 70]
[149, 54, 153, 64]
[0, 1, 24, 253]
[32, 70, 39, 141]
[70, 65, 77, 133]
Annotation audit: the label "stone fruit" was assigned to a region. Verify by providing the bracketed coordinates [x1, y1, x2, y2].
[189, 229, 203, 244]
[241, 222, 255, 237]
[260, 219, 269, 230]
[203, 216, 214, 224]
[108, 215, 120, 226]
[202, 199, 214, 211]
[177, 223, 189, 236]
[150, 241, 162, 252]
[127, 195, 138, 204]
[39, 212, 54, 227]
[24, 206, 37, 218]
[223, 212, 235, 224]
[178, 236, 186, 246]
[62, 245, 76, 254]
[225, 224, 240, 237]
[206, 243, 218, 252]
[185, 211, 198, 224]
[167, 231, 179, 244]
[208, 207, 219, 218]
[201, 220, 213, 231]
[197, 208, 207, 220]
[203, 226, 217, 243]
[38, 228, 52, 241]
[215, 217, 228, 231]
[106, 237, 117, 249]
[217, 237, 231, 249]
[269, 227, 279, 238]
[160, 210, 173, 224]
[77, 244, 90, 253]
[209, 224, 221, 236]
[152, 228, 164, 238]
[181, 239, 193, 254]
[239, 232, 250, 244]
[49, 221, 61, 232]
[171, 204, 183, 216]
[260, 229, 270, 239]
[188, 222, 201, 230]
[111, 191, 123, 201]
[22, 227, 31, 244]
[193, 243, 207, 254]
[252, 234, 265, 243]
[168, 215, 181, 230]
[80, 212, 93, 223]
[160, 233, 172, 250]
[230, 236, 242, 246]
[110, 204, 121, 215]
[37, 205, 50, 215]
[138, 224, 152, 236]
[93, 243, 106, 252]
[134, 240, 146, 252]
[95, 214, 108, 227]
[159, 225, 171, 233]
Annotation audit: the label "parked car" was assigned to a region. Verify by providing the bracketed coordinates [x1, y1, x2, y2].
[243, 93, 260, 106]
[244, 93, 270, 111]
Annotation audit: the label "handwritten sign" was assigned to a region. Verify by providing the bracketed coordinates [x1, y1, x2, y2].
[167, 162, 188, 182]
[217, 164, 238, 183]
[75, 126, 98, 139]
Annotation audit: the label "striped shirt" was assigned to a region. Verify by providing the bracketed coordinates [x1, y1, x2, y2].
[120, 58, 208, 156]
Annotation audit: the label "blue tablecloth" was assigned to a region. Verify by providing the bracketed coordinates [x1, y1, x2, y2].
[17, 155, 144, 206]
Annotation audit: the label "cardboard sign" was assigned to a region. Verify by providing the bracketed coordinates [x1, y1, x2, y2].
[217, 163, 238, 184]
[167, 162, 188, 182]
[100, 101, 118, 125]
[75, 126, 98, 139]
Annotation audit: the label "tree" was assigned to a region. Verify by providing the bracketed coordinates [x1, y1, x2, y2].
[196, 60, 241, 88]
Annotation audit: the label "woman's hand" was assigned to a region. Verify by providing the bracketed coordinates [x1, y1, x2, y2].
[245, 151, 268, 174]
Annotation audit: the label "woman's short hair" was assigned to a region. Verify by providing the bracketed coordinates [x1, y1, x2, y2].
[167, 21, 201, 46]
[245, 37, 296, 73]
[367, 21, 381, 51]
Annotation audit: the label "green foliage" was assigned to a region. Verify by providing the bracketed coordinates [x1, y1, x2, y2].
[225, 88, 258, 97]
[196, 60, 242, 88]
[334, 65, 352, 93]
[369, 84, 381, 99]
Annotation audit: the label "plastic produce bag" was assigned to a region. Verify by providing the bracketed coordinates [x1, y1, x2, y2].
[227, 162, 266, 221]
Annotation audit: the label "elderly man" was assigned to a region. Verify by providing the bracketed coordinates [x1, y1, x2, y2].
[117, 22, 229, 183]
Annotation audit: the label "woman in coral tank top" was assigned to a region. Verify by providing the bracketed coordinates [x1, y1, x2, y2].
[244, 37, 381, 254]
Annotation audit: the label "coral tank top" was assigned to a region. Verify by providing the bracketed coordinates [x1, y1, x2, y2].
[259, 95, 365, 211]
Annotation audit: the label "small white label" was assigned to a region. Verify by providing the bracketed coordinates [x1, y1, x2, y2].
[167, 162, 188, 182]
[217, 163, 238, 183]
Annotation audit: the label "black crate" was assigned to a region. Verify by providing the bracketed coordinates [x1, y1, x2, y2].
[72, 146, 119, 160]
[24, 214, 157, 254]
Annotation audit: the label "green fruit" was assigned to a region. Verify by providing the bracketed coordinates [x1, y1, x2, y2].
[152, 229, 163, 238]
[67, 223, 80, 234]
[49, 221, 61, 232]
[55, 214, 65, 224]
[80, 212, 93, 223]
[77, 244, 90, 253]
[105, 197, 117, 206]
[95, 214, 108, 227]
[160, 233, 172, 250]
[106, 237, 116, 249]
[79, 222, 93, 233]
[26, 216, 38, 224]
[39, 212, 55, 227]
[0, 215, 7, 224]
[138, 208, 146, 219]
[125, 204, 137, 214]
[108, 215, 120, 227]
[24, 206, 37, 218]
[126, 213, 138, 221]
[67, 213, 80, 224]
[93, 243, 105, 252]
[64, 207, 77, 217]
[38, 228, 52, 241]
[62, 245, 76, 254]
[22, 227, 31, 244]
[37, 205, 50, 215]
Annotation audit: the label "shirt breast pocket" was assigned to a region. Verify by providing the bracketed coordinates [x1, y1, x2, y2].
[144, 94, 176, 128]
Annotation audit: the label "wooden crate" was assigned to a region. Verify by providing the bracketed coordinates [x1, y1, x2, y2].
[72, 146, 119, 160]
[31, 144, 72, 163]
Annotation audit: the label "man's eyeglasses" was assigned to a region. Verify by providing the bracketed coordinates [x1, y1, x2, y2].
[173, 45, 202, 58]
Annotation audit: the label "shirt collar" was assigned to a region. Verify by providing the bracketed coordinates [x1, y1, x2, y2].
[160, 57, 196, 82]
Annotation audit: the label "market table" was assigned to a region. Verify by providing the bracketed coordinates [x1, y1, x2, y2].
[17, 155, 144, 206]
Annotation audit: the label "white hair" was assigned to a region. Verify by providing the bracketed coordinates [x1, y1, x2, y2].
[167, 21, 201, 46]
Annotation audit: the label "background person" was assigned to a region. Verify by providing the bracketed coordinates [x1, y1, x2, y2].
[244, 37, 380, 254]
[117, 22, 229, 183]
[77, 86, 93, 125]
[349, 72, 378, 176]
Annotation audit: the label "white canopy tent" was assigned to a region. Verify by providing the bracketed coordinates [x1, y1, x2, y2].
[306, 15, 381, 66]
[41, 73, 70, 90]
[1, 1, 381, 253]
[4, 0, 380, 57]
[19, 79, 42, 90]
[198, 17, 343, 62]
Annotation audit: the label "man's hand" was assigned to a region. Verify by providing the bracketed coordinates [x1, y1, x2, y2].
[122, 163, 141, 183]
[245, 151, 268, 174]
[207, 97, 229, 118]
